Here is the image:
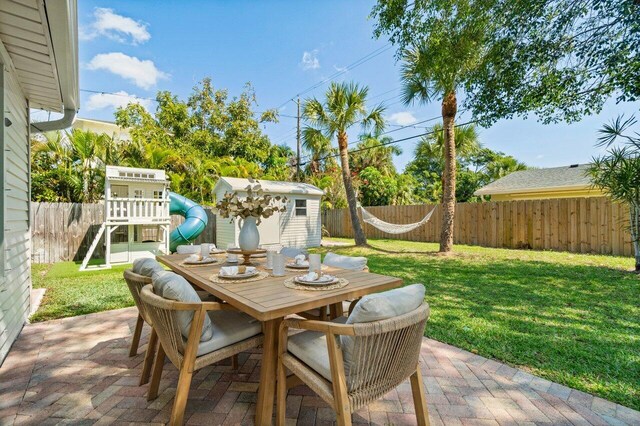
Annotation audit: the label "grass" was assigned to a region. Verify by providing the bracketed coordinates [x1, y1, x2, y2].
[315, 239, 640, 411]
[31, 262, 135, 322]
[32, 240, 639, 410]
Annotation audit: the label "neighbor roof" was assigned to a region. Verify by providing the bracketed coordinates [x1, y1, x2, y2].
[215, 177, 324, 196]
[474, 164, 592, 196]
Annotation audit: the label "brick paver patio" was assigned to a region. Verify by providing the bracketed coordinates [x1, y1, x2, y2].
[1, 307, 638, 425]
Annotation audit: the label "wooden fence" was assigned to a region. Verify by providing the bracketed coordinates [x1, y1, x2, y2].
[31, 202, 216, 264]
[322, 197, 635, 257]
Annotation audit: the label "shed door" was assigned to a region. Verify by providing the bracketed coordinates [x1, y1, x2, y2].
[258, 211, 280, 245]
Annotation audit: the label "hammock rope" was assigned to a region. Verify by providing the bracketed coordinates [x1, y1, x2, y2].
[360, 206, 436, 234]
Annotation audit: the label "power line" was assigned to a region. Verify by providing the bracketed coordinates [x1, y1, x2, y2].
[80, 89, 157, 102]
[299, 119, 478, 166]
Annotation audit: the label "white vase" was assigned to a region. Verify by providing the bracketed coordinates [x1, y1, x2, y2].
[239, 216, 260, 251]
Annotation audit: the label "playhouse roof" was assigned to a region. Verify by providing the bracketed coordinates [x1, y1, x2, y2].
[106, 166, 168, 183]
[214, 177, 324, 197]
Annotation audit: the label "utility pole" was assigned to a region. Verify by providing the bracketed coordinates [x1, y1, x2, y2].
[296, 97, 301, 181]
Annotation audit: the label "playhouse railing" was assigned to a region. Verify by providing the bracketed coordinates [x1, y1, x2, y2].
[106, 198, 171, 224]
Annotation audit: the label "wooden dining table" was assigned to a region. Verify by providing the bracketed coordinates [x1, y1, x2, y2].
[157, 253, 403, 425]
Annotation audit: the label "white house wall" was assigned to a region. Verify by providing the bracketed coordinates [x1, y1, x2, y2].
[279, 197, 321, 248]
[0, 62, 30, 364]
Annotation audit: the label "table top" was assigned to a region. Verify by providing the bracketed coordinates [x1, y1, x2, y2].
[157, 253, 403, 321]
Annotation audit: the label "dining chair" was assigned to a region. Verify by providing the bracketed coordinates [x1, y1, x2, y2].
[278, 285, 430, 426]
[298, 252, 369, 321]
[280, 246, 308, 258]
[139, 282, 264, 425]
[123, 258, 166, 385]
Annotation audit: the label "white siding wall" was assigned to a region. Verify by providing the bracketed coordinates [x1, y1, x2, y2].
[279, 197, 321, 248]
[0, 64, 30, 364]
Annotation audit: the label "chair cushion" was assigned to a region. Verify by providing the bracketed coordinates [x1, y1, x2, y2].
[287, 317, 347, 383]
[346, 284, 425, 324]
[176, 245, 199, 254]
[322, 252, 368, 271]
[132, 258, 164, 277]
[152, 271, 213, 342]
[340, 284, 426, 376]
[194, 310, 262, 357]
[280, 247, 308, 259]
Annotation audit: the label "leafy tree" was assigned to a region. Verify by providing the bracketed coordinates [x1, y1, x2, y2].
[589, 115, 640, 272]
[303, 82, 385, 246]
[359, 167, 399, 206]
[302, 127, 335, 174]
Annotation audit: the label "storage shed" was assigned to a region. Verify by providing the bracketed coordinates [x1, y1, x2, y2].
[213, 177, 324, 249]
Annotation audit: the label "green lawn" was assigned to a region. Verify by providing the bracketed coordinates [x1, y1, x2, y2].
[31, 241, 639, 410]
[315, 239, 640, 411]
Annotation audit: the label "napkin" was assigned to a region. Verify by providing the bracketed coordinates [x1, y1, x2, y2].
[299, 272, 334, 282]
[294, 254, 309, 266]
[220, 266, 256, 276]
[186, 254, 203, 263]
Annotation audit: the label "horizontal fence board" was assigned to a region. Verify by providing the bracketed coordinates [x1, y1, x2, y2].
[322, 197, 633, 257]
[31, 202, 216, 264]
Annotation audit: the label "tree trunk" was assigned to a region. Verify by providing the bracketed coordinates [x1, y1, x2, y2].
[439, 91, 458, 253]
[338, 131, 367, 245]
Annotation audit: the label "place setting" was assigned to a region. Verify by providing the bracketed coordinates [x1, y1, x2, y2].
[210, 265, 269, 283]
[283, 269, 348, 291]
[180, 244, 220, 267]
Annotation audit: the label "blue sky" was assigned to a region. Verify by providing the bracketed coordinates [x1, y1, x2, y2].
[65, 0, 638, 171]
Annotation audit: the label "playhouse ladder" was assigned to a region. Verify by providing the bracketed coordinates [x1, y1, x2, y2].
[79, 223, 106, 271]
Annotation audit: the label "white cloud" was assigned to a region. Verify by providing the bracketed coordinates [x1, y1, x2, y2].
[388, 111, 417, 126]
[87, 52, 168, 90]
[333, 64, 348, 73]
[85, 91, 152, 111]
[300, 50, 320, 70]
[81, 8, 150, 45]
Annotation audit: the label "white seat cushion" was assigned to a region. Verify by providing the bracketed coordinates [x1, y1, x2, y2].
[176, 245, 199, 254]
[194, 310, 262, 357]
[280, 247, 308, 259]
[152, 271, 213, 342]
[132, 258, 164, 277]
[287, 317, 347, 383]
[323, 252, 367, 271]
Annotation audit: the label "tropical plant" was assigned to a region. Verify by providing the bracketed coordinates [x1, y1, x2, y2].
[302, 127, 335, 174]
[588, 115, 640, 272]
[303, 81, 385, 245]
[350, 132, 401, 176]
[215, 179, 287, 224]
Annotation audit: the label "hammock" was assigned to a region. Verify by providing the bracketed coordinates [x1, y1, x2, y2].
[360, 206, 436, 234]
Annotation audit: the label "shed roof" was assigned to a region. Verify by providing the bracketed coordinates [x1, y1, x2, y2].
[474, 164, 592, 196]
[215, 177, 324, 196]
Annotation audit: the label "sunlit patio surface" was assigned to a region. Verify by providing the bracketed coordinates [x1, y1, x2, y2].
[1, 308, 638, 426]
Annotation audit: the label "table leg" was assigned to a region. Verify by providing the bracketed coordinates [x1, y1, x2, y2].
[256, 318, 283, 425]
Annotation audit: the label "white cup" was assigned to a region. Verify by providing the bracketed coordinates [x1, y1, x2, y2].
[266, 249, 277, 269]
[309, 253, 321, 274]
[272, 253, 286, 276]
[200, 243, 209, 258]
[227, 243, 238, 263]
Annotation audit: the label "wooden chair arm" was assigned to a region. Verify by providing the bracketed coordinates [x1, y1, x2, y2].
[282, 318, 356, 336]
[200, 301, 239, 312]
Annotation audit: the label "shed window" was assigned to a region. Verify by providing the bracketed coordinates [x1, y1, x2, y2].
[133, 189, 144, 199]
[295, 199, 307, 216]
[153, 190, 164, 199]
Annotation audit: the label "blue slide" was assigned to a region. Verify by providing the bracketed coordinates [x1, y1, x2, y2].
[169, 191, 208, 252]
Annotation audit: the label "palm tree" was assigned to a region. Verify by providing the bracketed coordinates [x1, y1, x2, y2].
[302, 127, 335, 174]
[303, 82, 385, 246]
[351, 132, 401, 176]
[401, 43, 481, 253]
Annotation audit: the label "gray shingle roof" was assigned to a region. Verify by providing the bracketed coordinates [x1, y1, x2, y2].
[474, 164, 592, 195]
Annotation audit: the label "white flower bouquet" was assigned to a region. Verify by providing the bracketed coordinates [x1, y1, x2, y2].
[215, 178, 287, 224]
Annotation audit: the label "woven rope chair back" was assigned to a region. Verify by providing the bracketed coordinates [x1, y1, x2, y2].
[346, 303, 430, 409]
[123, 269, 152, 324]
[139, 284, 195, 368]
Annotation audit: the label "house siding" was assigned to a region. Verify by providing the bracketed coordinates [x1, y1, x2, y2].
[0, 62, 30, 364]
[279, 197, 321, 248]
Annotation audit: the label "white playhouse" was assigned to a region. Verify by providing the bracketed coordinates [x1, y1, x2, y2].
[213, 177, 324, 249]
[80, 166, 172, 270]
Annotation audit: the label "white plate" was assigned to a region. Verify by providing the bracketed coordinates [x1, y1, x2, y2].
[294, 275, 338, 286]
[184, 257, 218, 265]
[286, 263, 309, 269]
[210, 249, 226, 255]
[218, 270, 259, 280]
[225, 258, 239, 264]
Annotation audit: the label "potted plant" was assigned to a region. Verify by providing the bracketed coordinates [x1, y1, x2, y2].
[215, 179, 287, 251]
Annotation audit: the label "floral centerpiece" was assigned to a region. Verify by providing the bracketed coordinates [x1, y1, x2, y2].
[215, 179, 287, 250]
